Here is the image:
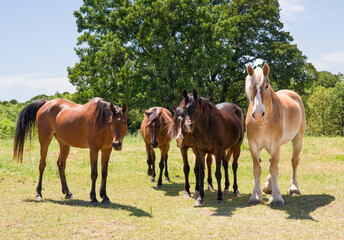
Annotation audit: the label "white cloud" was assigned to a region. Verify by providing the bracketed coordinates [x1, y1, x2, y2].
[0, 72, 76, 102]
[279, 0, 306, 22]
[311, 51, 344, 73]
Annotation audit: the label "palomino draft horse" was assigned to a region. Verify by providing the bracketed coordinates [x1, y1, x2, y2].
[140, 107, 175, 189]
[245, 64, 306, 206]
[181, 90, 244, 206]
[173, 102, 244, 199]
[13, 98, 128, 205]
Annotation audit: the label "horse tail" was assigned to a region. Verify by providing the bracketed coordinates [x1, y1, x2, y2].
[13, 100, 47, 163]
[234, 107, 245, 140]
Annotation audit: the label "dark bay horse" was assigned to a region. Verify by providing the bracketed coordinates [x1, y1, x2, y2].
[140, 107, 175, 189]
[245, 64, 306, 206]
[13, 98, 128, 205]
[173, 102, 243, 198]
[181, 90, 244, 206]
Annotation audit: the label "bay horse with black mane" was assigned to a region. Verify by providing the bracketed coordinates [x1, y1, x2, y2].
[245, 64, 306, 206]
[181, 90, 244, 206]
[173, 102, 244, 199]
[13, 98, 128, 205]
[140, 107, 175, 189]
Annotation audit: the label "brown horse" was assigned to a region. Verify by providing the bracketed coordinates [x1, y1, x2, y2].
[140, 107, 175, 189]
[181, 90, 244, 206]
[173, 102, 244, 198]
[13, 98, 128, 205]
[245, 64, 306, 206]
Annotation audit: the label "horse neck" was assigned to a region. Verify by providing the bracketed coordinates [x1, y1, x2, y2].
[195, 103, 216, 133]
[160, 113, 175, 138]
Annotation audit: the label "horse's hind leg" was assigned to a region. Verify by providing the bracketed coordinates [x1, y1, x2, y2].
[206, 154, 214, 191]
[36, 134, 53, 201]
[57, 143, 73, 199]
[223, 149, 231, 195]
[164, 145, 170, 182]
[288, 134, 303, 195]
[232, 144, 241, 197]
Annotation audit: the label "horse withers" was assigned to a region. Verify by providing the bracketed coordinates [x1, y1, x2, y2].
[13, 98, 128, 205]
[181, 90, 244, 206]
[245, 63, 306, 206]
[173, 102, 244, 199]
[140, 107, 175, 189]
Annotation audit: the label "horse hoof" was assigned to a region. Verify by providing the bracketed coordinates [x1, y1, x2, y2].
[194, 199, 204, 207]
[288, 188, 301, 195]
[150, 177, 155, 182]
[35, 194, 42, 201]
[223, 189, 230, 195]
[90, 201, 99, 207]
[207, 185, 214, 191]
[270, 199, 285, 207]
[102, 199, 111, 204]
[216, 199, 224, 204]
[65, 194, 75, 199]
[165, 177, 170, 182]
[193, 191, 200, 199]
[233, 191, 240, 197]
[184, 191, 191, 198]
[156, 184, 163, 189]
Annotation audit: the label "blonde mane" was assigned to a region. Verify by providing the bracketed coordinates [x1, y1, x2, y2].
[245, 67, 266, 100]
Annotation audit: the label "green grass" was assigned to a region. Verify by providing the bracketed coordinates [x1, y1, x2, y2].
[1, 134, 344, 239]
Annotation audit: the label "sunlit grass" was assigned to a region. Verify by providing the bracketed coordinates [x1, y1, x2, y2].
[0, 135, 343, 239]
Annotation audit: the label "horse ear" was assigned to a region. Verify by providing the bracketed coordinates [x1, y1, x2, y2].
[192, 89, 198, 99]
[262, 63, 270, 76]
[247, 65, 255, 76]
[172, 104, 177, 111]
[182, 89, 188, 98]
[121, 102, 127, 113]
[144, 110, 150, 116]
[109, 103, 115, 113]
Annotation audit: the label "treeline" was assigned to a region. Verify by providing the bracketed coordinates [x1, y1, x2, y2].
[1, 0, 343, 138]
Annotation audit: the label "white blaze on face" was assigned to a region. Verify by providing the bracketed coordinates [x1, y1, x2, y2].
[253, 86, 265, 115]
[176, 116, 184, 147]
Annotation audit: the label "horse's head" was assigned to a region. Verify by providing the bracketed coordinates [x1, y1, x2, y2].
[145, 108, 162, 148]
[172, 105, 186, 147]
[110, 103, 128, 151]
[246, 63, 271, 123]
[182, 89, 202, 133]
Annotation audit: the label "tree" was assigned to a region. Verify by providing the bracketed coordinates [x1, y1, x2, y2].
[68, 0, 309, 130]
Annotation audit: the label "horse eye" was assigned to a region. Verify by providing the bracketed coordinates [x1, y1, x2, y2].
[265, 85, 268, 89]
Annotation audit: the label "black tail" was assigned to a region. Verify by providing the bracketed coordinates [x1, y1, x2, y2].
[13, 100, 46, 162]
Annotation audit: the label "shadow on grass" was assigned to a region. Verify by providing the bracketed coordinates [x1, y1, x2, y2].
[272, 194, 335, 221]
[24, 198, 152, 218]
[151, 181, 185, 197]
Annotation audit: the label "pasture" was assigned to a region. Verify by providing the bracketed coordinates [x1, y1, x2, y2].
[0, 134, 343, 239]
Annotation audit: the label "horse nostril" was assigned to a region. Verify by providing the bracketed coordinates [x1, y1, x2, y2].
[252, 112, 255, 119]
[262, 112, 265, 117]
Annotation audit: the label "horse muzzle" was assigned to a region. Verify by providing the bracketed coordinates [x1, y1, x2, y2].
[252, 111, 265, 123]
[112, 141, 122, 151]
[151, 140, 158, 148]
[183, 123, 193, 133]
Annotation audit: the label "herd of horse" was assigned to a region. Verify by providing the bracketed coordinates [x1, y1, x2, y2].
[13, 64, 306, 207]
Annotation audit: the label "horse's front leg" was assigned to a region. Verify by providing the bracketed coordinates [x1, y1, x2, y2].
[248, 142, 263, 205]
[100, 148, 112, 204]
[194, 148, 206, 206]
[269, 146, 284, 206]
[89, 146, 99, 206]
[215, 150, 224, 204]
[181, 147, 191, 198]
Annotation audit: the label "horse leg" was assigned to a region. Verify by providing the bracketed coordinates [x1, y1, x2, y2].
[181, 147, 191, 198]
[194, 149, 206, 206]
[100, 148, 112, 203]
[89, 146, 99, 205]
[223, 149, 231, 195]
[164, 145, 170, 182]
[36, 134, 52, 201]
[206, 154, 214, 191]
[156, 146, 167, 189]
[232, 143, 241, 197]
[193, 153, 200, 200]
[269, 146, 284, 206]
[288, 134, 303, 195]
[145, 143, 154, 179]
[57, 143, 73, 199]
[248, 143, 263, 205]
[215, 150, 224, 204]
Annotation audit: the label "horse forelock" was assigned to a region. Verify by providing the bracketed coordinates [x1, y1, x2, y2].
[245, 67, 267, 100]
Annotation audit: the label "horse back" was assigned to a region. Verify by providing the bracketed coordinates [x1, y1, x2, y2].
[216, 102, 244, 140]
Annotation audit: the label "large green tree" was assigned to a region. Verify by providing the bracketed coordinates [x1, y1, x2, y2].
[68, 0, 309, 130]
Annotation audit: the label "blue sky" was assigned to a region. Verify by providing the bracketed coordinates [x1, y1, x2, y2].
[0, 0, 343, 102]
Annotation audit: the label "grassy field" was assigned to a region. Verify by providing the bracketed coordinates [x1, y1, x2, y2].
[1, 133, 344, 239]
